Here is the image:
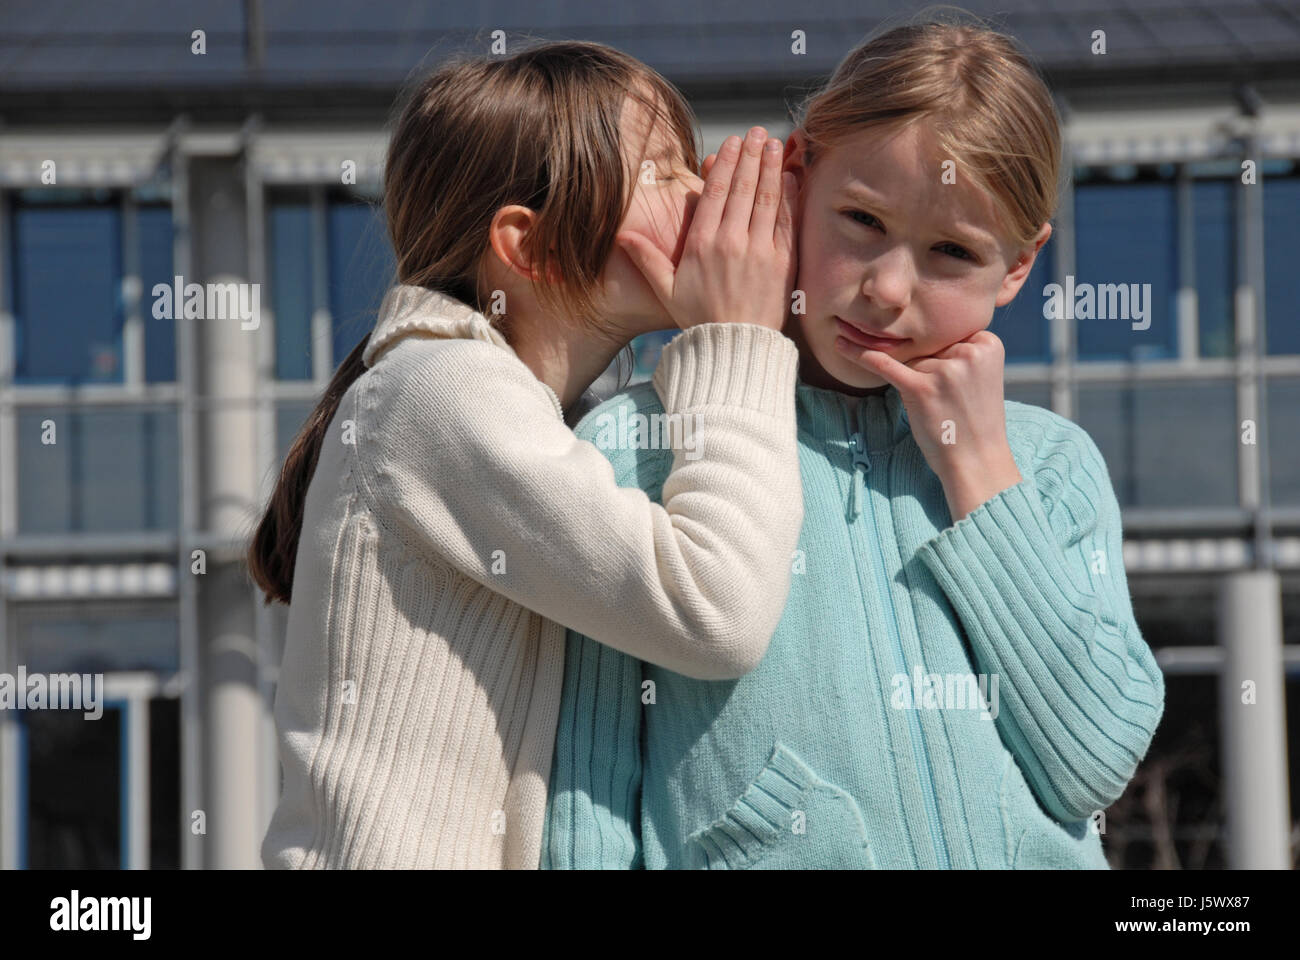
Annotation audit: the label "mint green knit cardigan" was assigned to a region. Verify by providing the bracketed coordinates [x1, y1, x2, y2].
[542, 378, 1165, 869]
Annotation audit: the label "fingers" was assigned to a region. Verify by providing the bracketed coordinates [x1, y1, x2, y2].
[720, 126, 768, 236]
[701, 153, 717, 178]
[615, 232, 675, 308]
[774, 171, 798, 282]
[834, 340, 928, 394]
[689, 135, 742, 238]
[747, 136, 784, 241]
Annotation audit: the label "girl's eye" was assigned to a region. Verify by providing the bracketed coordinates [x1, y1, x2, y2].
[935, 242, 974, 262]
[845, 210, 882, 230]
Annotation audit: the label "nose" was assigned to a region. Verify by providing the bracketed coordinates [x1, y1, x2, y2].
[861, 243, 913, 312]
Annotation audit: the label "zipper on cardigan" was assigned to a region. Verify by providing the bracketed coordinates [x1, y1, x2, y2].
[847, 427, 951, 870]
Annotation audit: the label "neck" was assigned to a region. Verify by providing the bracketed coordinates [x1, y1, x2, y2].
[509, 314, 633, 413]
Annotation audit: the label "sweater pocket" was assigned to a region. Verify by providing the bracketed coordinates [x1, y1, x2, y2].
[997, 752, 1109, 869]
[687, 742, 877, 869]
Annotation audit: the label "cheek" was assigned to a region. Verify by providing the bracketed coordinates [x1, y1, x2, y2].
[916, 277, 999, 345]
[623, 186, 689, 263]
[795, 220, 849, 300]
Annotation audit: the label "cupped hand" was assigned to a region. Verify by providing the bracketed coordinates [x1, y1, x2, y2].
[615, 127, 797, 332]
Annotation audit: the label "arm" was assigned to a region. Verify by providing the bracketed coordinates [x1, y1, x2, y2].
[353, 321, 803, 680]
[541, 629, 644, 869]
[914, 418, 1165, 823]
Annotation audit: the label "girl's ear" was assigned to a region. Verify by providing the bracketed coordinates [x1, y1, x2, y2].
[994, 222, 1052, 307]
[488, 205, 561, 284]
[783, 129, 811, 190]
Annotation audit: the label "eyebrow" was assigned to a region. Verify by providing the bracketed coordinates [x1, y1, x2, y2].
[834, 180, 999, 252]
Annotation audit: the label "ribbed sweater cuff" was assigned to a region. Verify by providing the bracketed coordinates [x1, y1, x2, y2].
[652, 323, 799, 420]
[688, 742, 812, 869]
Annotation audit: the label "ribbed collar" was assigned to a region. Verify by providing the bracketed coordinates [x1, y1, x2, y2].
[362, 284, 514, 368]
[361, 284, 566, 421]
[796, 376, 911, 451]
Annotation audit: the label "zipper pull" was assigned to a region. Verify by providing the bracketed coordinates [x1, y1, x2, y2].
[846, 432, 869, 521]
[851, 431, 871, 472]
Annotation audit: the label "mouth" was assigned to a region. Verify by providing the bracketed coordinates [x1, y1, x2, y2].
[834, 316, 911, 351]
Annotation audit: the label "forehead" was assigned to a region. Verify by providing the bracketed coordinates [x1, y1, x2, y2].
[620, 89, 684, 159]
[823, 122, 1005, 232]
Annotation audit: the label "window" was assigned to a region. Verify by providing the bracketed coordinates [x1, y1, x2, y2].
[1192, 178, 1235, 359]
[1264, 173, 1300, 356]
[1268, 377, 1300, 506]
[20, 705, 122, 868]
[1074, 379, 1238, 507]
[1074, 170, 1179, 361]
[9, 190, 174, 385]
[328, 197, 393, 365]
[17, 606, 179, 675]
[268, 190, 394, 380]
[16, 406, 178, 534]
[12, 193, 122, 385]
[140, 204, 176, 382]
[268, 197, 313, 381]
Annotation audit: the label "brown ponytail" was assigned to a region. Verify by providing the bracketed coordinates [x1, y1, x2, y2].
[246, 39, 699, 604]
[246, 334, 369, 605]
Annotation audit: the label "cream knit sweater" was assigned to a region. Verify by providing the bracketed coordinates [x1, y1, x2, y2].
[261, 284, 803, 869]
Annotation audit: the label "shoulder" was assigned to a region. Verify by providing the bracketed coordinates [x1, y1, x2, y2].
[360, 336, 558, 438]
[1003, 400, 1117, 530]
[572, 381, 673, 492]
[1004, 401, 1108, 476]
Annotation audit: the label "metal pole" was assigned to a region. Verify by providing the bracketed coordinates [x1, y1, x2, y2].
[189, 147, 262, 869]
[1217, 570, 1290, 868]
[1218, 112, 1289, 869]
[172, 132, 203, 871]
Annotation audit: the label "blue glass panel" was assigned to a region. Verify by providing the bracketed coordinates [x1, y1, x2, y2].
[17, 406, 178, 533]
[269, 202, 313, 380]
[12, 203, 123, 384]
[1193, 180, 1235, 358]
[21, 612, 179, 674]
[1074, 181, 1179, 361]
[139, 205, 176, 382]
[1264, 177, 1300, 356]
[1267, 378, 1300, 506]
[327, 200, 394, 367]
[1075, 380, 1238, 508]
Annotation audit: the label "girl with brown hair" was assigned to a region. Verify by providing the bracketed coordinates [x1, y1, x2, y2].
[250, 40, 803, 868]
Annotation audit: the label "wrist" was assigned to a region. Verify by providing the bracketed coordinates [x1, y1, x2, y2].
[939, 446, 1022, 522]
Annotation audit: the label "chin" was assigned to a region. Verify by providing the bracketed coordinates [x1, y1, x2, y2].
[830, 355, 889, 389]
[795, 313, 901, 391]
[805, 340, 889, 390]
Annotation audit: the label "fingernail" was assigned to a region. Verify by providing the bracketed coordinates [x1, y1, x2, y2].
[765, 138, 781, 153]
